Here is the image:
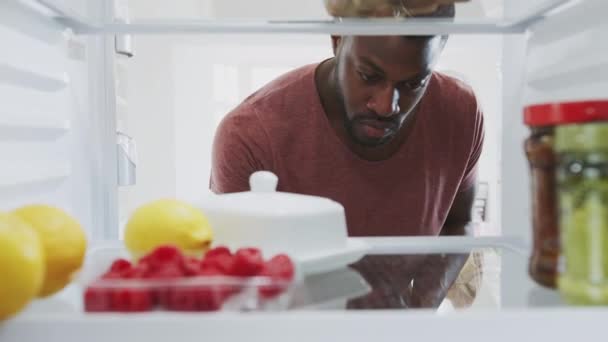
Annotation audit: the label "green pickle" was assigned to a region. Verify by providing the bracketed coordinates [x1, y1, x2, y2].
[556, 122, 608, 305]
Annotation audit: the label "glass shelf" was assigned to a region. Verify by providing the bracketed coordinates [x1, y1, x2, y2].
[27, 0, 576, 35]
[17, 236, 563, 314]
[293, 243, 562, 311]
[7, 237, 606, 342]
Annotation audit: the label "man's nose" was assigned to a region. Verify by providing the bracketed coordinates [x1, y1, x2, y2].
[367, 87, 400, 117]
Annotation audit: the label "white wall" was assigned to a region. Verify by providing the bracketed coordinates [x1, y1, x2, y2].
[118, 35, 177, 224]
[118, 0, 212, 223]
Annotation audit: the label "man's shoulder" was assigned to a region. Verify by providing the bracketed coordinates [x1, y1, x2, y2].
[231, 63, 318, 119]
[429, 71, 479, 113]
[421, 71, 483, 156]
[217, 63, 319, 140]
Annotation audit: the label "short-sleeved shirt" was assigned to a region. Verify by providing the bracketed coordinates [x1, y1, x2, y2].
[210, 63, 484, 237]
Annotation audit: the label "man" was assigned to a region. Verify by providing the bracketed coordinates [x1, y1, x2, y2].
[210, 1, 484, 238]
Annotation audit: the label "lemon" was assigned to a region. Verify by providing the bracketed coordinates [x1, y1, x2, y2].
[124, 199, 213, 258]
[0, 212, 45, 320]
[13, 205, 87, 297]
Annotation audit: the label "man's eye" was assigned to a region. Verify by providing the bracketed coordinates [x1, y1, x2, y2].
[403, 77, 429, 91]
[358, 71, 380, 83]
[408, 82, 424, 91]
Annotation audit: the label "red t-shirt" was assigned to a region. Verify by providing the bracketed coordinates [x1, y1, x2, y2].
[210, 63, 484, 237]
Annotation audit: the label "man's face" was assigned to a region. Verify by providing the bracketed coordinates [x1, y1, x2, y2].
[333, 35, 444, 147]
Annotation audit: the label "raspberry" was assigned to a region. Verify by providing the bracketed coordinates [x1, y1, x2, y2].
[232, 248, 264, 277]
[164, 285, 225, 312]
[139, 245, 184, 269]
[110, 288, 154, 312]
[101, 270, 123, 279]
[100, 258, 135, 280]
[147, 265, 183, 279]
[109, 259, 132, 274]
[199, 268, 239, 300]
[144, 264, 185, 305]
[199, 267, 223, 276]
[138, 246, 188, 279]
[124, 263, 151, 279]
[194, 287, 225, 311]
[182, 256, 201, 276]
[263, 254, 295, 280]
[201, 253, 235, 275]
[84, 286, 112, 312]
[258, 254, 295, 299]
[165, 288, 199, 311]
[204, 246, 231, 259]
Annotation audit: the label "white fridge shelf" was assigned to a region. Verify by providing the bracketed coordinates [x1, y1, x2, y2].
[3, 310, 607, 342]
[24, 0, 577, 36]
[3, 236, 608, 342]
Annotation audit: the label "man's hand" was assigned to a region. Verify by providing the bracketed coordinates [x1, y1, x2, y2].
[324, 0, 470, 17]
[347, 253, 471, 309]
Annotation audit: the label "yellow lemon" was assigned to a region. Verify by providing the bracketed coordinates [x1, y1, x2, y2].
[13, 205, 87, 297]
[0, 212, 45, 320]
[124, 199, 213, 258]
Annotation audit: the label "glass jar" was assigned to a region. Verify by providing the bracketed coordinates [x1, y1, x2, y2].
[556, 122, 608, 305]
[524, 126, 559, 288]
[524, 100, 608, 289]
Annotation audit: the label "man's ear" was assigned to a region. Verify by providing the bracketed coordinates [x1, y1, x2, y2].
[331, 35, 342, 56]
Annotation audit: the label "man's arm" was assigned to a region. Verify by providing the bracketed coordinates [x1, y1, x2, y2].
[442, 92, 485, 236]
[406, 190, 475, 308]
[407, 94, 485, 306]
[347, 254, 472, 309]
[441, 184, 476, 236]
[348, 188, 478, 309]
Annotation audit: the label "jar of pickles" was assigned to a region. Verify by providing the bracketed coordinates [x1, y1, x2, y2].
[524, 101, 608, 289]
[554, 103, 608, 304]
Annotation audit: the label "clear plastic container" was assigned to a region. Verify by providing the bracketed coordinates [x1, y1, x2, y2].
[80, 246, 296, 313]
[556, 120, 608, 305]
[83, 275, 294, 313]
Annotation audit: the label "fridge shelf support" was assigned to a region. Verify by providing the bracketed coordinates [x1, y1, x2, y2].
[508, 0, 580, 29]
[22, 0, 578, 36]
[92, 18, 522, 36]
[16, 0, 99, 33]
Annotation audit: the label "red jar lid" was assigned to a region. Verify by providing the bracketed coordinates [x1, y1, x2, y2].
[524, 100, 608, 126]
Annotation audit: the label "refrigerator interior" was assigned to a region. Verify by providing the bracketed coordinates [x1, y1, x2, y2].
[2, 1, 608, 340]
[2, 0, 607, 253]
[116, 34, 504, 238]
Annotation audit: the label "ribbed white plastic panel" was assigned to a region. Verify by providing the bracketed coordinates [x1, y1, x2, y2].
[0, 0, 112, 239]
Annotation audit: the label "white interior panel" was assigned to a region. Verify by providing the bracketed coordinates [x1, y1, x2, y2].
[0, 0, 112, 239]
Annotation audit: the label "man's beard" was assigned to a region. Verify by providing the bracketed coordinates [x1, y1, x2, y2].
[343, 113, 396, 147]
[334, 78, 398, 148]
